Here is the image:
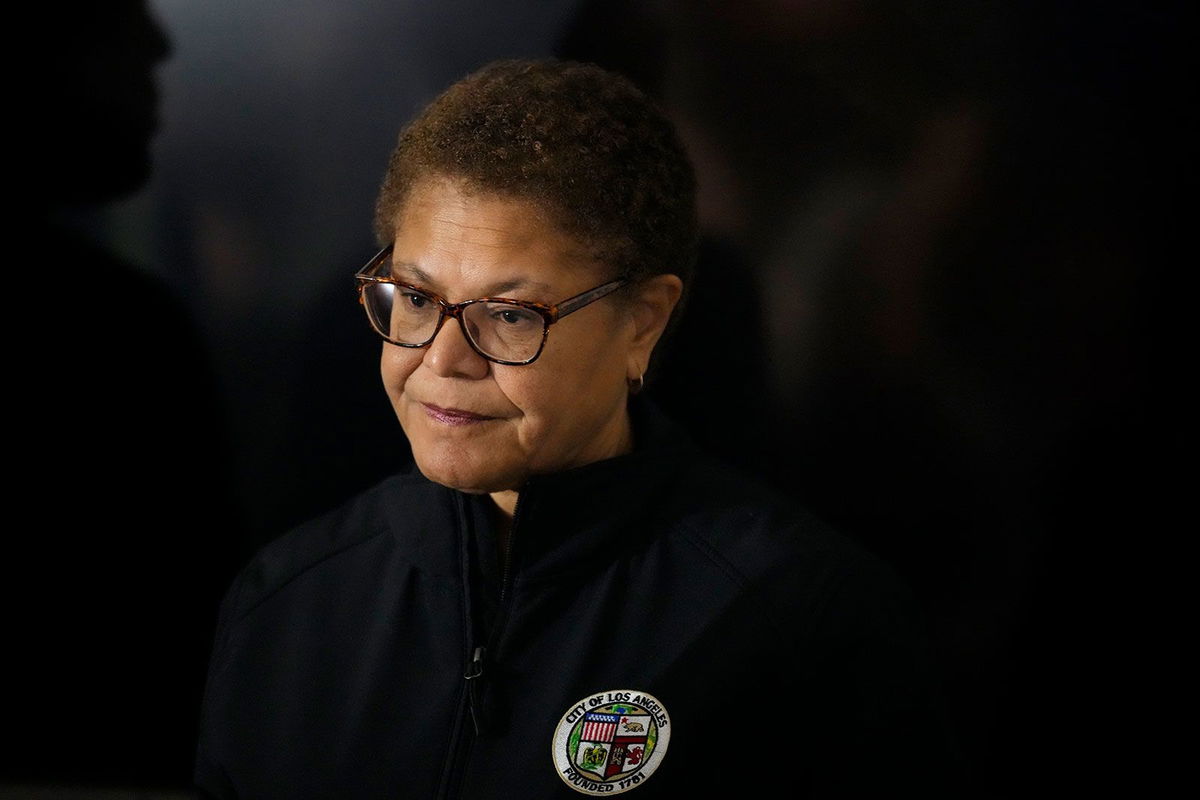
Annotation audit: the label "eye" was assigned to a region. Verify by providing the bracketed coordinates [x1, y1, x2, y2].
[401, 290, 431, 309]
[500, 309, 531, 324]
[492, 306, 541, 326]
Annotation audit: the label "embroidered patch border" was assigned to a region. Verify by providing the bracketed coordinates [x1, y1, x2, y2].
[551, 689, 671, 795]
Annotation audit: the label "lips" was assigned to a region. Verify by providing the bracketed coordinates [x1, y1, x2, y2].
[421, 403, 497, 426]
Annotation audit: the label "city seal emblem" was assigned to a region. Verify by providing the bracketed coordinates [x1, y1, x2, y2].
[551, 689, 671, 795]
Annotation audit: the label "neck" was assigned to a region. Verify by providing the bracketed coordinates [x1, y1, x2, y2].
[486, 403, 637, 558]
[490, 489, 518, 521]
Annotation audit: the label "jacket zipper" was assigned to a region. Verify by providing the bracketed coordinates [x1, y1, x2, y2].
[438, 491, 527, 798]
[497, 492, 523, 606]
[465, 646, 485, 735]
[466, 491, 525, 733]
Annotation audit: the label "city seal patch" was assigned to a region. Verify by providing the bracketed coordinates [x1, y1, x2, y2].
[551, 689, 671, 795]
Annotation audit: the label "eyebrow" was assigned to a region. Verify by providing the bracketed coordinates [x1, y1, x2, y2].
[390, 260, 557, 299]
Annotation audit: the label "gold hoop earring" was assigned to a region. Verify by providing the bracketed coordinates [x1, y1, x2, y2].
[627, 374, 645, 395]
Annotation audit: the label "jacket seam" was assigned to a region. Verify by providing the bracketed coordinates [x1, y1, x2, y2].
[674, 520, 868, 650]
[231, 523, 393, 624]
[675, 523, 749, 590]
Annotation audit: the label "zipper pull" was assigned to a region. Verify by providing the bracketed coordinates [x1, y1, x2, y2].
[464, 646, 485, 681]
[465, 647, 487, 735]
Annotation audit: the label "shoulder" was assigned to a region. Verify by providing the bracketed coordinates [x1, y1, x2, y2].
[655, 446, 917, 638]
[218, 468, 454, 627]
[671, 447, 884, 575]
[629, 399, 903, 602]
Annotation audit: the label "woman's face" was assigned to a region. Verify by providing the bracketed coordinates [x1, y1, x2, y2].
[381, 177, 647, 497]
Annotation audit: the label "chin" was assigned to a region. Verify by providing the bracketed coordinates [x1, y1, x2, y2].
[411, 443, 525, 496]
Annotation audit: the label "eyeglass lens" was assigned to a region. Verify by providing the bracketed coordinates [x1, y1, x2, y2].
[361, 283, 546, 362]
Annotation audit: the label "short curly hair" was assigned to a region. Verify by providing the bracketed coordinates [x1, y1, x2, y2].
[374, 59, 697, 295]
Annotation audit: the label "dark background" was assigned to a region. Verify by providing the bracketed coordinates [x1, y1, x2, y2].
[10, 0, 1176, 795]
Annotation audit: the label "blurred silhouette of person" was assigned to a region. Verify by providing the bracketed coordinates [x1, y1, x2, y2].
[559, 0, 994, 619]
[558, 0, 1165, 793]
[8, 1, 244, 789]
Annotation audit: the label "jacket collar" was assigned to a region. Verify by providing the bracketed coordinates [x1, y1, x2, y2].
[461, 397, 700, 587]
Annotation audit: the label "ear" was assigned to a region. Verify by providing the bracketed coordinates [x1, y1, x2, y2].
[625, 274, 683, 381]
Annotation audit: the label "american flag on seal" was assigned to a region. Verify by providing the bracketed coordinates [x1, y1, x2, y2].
[580, 711, 619, 743]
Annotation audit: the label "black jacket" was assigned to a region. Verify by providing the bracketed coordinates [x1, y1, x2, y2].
[195, 403, 962, 797]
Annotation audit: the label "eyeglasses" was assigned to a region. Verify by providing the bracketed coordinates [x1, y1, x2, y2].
[355, 245, 627, 366]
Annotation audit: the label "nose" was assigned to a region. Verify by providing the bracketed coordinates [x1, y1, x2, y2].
[423, 316, 490, 379]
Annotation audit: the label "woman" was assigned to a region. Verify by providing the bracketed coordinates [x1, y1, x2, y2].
[195, 59, 960, 798]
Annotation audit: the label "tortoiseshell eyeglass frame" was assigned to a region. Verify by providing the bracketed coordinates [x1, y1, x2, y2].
[354, 244, 628, 366]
